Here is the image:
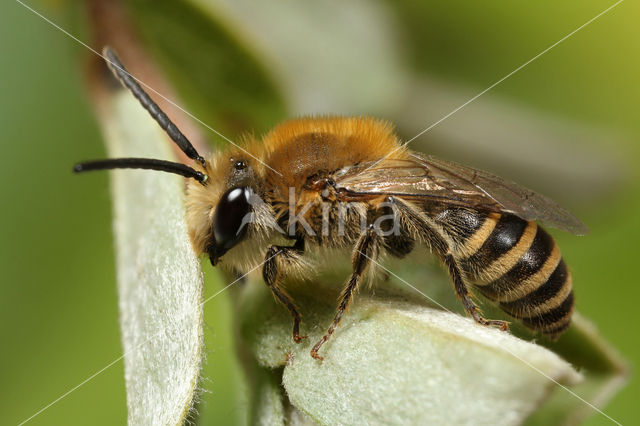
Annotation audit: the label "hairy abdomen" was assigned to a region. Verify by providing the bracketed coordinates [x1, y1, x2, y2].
[436, 208, 574, 338]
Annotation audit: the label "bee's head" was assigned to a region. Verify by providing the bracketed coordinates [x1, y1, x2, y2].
[74, 47, 268, 267]
[187, 149, 263, 266]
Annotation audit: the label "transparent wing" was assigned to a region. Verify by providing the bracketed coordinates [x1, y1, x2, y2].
[334, 152, 588, 235]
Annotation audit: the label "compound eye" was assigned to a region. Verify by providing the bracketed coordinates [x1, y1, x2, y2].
[212, 187, 252, 250]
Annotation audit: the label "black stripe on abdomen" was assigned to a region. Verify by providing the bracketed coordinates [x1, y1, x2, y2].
[460, 214, 528, 273]
[477, 226, 556, 300]
[520, 292, 574, 335]
[499, 259, 569, 316]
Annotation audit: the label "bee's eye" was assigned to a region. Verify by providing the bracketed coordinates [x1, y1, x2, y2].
[212, 187, 252, 250]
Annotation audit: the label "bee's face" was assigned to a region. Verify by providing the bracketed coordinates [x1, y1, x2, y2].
[186, 149, 263, 264]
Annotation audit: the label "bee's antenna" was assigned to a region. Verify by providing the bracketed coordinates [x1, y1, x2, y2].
[102, 46, 206, 167]
[74, 158, 208, 185]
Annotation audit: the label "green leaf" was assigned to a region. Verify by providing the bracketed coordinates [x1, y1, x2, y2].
[100, 89, 204, 425]
[188, 0, 408, 116]
[126, 0, 288, 139]
[525, 314, 629, 425]
[250, 366, 287, 426]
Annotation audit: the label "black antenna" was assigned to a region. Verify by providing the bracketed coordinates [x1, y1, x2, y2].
[102, 46, 206, 167]
[74, 158, 208, 184]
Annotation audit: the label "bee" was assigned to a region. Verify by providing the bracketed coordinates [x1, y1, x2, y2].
[76, 47, 588, 360]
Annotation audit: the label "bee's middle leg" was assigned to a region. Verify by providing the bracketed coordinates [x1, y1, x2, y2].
[311, 226, 380, 360]
[262, 240, 307, 343]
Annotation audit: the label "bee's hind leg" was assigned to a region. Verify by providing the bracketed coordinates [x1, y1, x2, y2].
[391, 196, 507, 331]
[262, 239, 307, 343]
[311, 225, 380, 360]
[442, 254, 509, 331]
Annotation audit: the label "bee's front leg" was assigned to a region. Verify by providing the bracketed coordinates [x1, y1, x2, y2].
[262, 239, 307, 343]
[311, 225, 380, 360]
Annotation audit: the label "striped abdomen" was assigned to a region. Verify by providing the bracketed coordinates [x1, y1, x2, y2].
[436, 208, 574, 338]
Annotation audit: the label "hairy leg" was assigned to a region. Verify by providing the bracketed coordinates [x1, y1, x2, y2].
[262, 239, 307, 343]
[443, 254, 509, 330]
[392, 197, 508, 330]
[311, 226, 379, 360]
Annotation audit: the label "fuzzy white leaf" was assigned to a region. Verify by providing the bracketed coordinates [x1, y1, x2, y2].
[241, 283, 581, 426]
[101, 90, 204, 425]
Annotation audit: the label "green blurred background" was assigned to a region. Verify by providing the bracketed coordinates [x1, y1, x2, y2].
[1, 0, 638, 424]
